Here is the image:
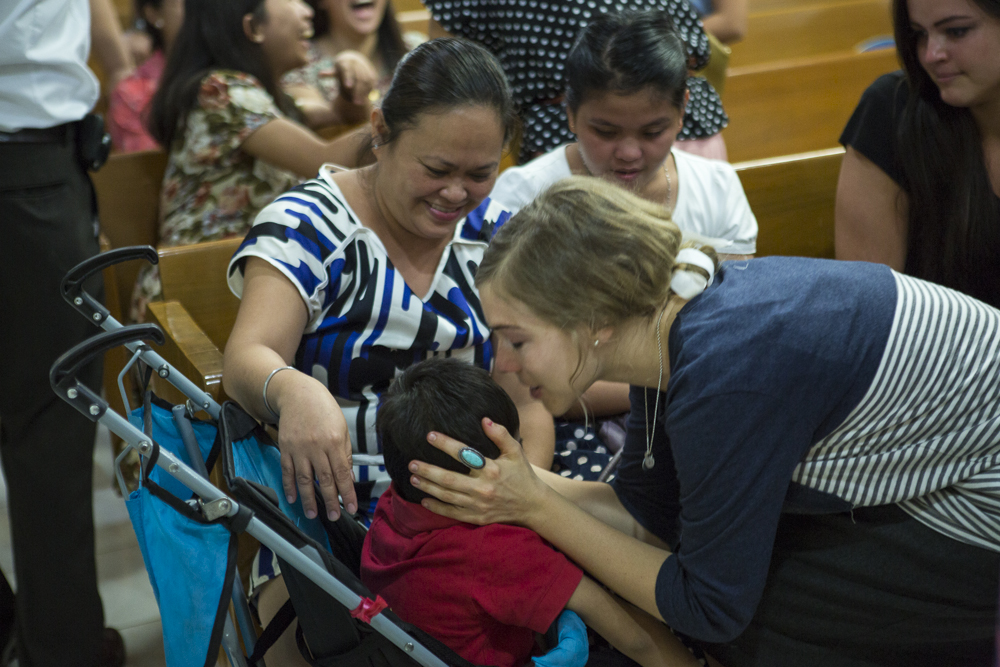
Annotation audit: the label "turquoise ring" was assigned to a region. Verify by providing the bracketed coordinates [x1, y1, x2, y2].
[459, 447, 486, 470]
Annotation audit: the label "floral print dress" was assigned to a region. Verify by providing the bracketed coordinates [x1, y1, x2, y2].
[131, 70, 301, 320]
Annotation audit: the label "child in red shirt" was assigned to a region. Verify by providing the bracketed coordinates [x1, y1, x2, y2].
[361, 358, 701, 667]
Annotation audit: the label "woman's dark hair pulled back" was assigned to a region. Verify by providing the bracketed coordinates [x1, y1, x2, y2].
[306, 0, 408, 74]
[565, 10, 688, 112]
[373, 37, 519, 149]
[149, 0, 300, 148]
[890, 0, 1000, 303]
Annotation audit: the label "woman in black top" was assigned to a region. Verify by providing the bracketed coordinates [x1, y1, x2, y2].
[836, 0, 1000, 308]
[424, 0, 729, 162]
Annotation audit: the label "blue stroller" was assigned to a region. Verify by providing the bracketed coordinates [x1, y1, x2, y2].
[51, 247, 499, 667]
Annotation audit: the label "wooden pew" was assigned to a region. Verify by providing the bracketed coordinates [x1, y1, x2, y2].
[397, 8, 431, 37]
[734, 147, 844, 259]
[748, 0, 837, 13]
[145, 237, 244, 405]
[391, 0, 427, 15]
[92, 150, 168, 320]
[722, 48, 898, 162]
[730, 0, 892, 68]
[91, 150, 168, 427]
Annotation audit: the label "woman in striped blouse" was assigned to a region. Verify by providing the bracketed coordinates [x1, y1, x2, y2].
[222, 38, 554, 663]
[410, 177, 1000, 666]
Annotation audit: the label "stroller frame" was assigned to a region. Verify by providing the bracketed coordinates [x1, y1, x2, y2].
[53, 247, 454, 667]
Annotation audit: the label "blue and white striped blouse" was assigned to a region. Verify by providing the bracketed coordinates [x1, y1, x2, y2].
[228, 170, 511, 497]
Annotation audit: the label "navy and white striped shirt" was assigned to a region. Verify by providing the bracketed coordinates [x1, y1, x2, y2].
[612, 257, 1000, 642]
[228, 170, 510, 497]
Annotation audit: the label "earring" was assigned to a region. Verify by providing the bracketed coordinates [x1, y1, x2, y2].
[593, 339, 599, 347]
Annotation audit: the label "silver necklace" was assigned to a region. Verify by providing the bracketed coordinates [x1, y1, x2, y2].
[642, 303, 669, 470]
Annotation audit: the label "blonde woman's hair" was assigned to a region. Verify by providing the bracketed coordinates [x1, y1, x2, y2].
[477, 176, 718, 331]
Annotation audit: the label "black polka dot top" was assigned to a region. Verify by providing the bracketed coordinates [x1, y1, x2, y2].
[424, 0, 729, 161]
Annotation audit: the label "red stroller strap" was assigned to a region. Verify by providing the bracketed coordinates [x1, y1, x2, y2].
[350, 595, 388, 624]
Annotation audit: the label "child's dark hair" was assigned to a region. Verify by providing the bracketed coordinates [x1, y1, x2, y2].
[377, 358, 519, 504]
[565, 10, 688, 113]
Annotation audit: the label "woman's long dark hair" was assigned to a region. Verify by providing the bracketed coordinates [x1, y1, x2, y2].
[892, 0, 1000, 303]
[149, 0, 301, 148]
[565, 10, 688, 113]
[307, 0, 408, 76]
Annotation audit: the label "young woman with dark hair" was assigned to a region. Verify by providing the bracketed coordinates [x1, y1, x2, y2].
[836, 0, 1000, 308]
[131, 0, 372, 320]
[221, 38, 554, 665]
[281, 0, 411, 114]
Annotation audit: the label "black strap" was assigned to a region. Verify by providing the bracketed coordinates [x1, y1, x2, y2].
[246, 598, 297, 664]
[204, 531, 240, 667]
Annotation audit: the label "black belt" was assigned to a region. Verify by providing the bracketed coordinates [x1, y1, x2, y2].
[0, 123, 72, 144]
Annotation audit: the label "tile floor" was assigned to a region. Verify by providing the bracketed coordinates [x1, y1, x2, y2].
[0, 424, 167, 667]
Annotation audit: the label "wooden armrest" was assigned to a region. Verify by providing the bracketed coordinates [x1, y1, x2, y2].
[145, 300, 227, 406]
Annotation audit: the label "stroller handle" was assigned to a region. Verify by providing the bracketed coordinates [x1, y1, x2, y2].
[61, 245, 158, 324]
[50, 323, 165, 421]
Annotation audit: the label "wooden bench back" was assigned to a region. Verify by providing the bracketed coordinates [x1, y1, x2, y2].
[749, 0, 842, 13]
[730, 0, 892, 68]
[158, 237, 244, 352]
[391, 0, 426, 15]
[735, 147, 844, 259]
[92, 149, 168, 319]
[722, 48, 898, 162]
[397, 8, 431, 36]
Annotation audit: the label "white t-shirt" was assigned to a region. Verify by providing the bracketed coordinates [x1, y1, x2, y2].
[0, 0, 99, 131]
[490, 145, 758, 255]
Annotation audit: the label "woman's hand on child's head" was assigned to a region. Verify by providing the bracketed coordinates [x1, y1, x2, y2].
[334, 50, 378, 106]
[409, 417, 549, 528]
[274, 374, 357, 522]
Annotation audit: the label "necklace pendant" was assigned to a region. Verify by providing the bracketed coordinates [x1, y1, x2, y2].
[642, 453, 655, 471]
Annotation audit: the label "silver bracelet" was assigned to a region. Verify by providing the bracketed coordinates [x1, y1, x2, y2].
[262, 366, 295, 423]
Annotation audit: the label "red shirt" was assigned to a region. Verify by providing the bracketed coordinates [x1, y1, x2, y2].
[107, 50, 165, 153]
[361, 485, 583, 667]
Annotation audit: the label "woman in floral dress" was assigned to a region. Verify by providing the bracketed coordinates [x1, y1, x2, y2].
[131, 0, 371, 320]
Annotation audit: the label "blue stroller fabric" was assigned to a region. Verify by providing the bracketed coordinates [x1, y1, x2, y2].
[229, 430, 332, 551]
[125, 398, 235, 667]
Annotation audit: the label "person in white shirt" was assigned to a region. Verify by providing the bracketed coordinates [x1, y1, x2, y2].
[491, 10, 757, 260]
[491, 10, 756, 427]
[0, 0, 123, 664]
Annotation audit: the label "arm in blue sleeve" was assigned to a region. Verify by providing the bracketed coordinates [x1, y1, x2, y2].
[652, 390, 817, 643]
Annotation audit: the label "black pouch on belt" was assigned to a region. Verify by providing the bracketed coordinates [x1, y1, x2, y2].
[77, 112, 112, 172]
